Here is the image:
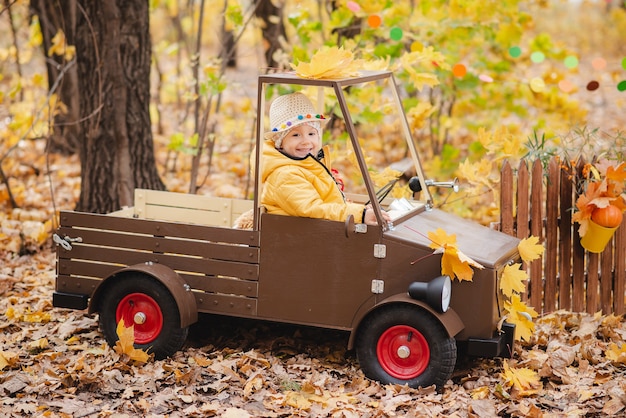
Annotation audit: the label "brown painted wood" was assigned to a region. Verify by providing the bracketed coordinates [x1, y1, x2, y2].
[544, 158, 559, 313]
[587, 254, 599, 313]
[529, 159, 544, 312]
[614, 224, 626, 315]
[572, 158, 586, 312]
[559, 160, 573, 311]
[500, 160, 514, 235]
[600, 240, 614, 314]
[516, 160, 530, 239]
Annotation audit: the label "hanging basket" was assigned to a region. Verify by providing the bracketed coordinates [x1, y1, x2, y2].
[580, 219, 619, 254]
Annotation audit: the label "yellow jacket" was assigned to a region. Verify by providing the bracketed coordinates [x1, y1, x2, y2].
[260, 141, 364, 222]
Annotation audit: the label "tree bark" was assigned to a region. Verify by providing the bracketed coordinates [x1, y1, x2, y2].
[254, 0, 286, 69]
[30, 0, 80, 154]
[75, 0, 164, 214]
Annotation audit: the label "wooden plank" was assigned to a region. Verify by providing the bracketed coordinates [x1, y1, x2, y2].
[572, 158, 586, 312]
[194, 292, 257, 316]
[544, 158, 559, 313]
[57, 245, 259, 280]
[587, 253, 599, 313]
[500, 160, 514, 235]
[133, 189, 254, 227]
[559, 159, 573, 311]
[56, 226, 259, 264]
[182, 274, 258, 298]
[516, 160, 530, 239]
[59, 211, 260, 247]
[529, 159, 544, 313]
[56, 275, 100, 296]
[516, 160, 530, 302]
[614, 223, 625, 315]
[600, 240, 614, 314]
[58, 260, 259, 298]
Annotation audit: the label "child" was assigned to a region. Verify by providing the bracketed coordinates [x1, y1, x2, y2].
[261, 92, 389, 226]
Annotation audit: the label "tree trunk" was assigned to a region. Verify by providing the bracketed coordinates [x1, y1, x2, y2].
[30, 0, 80, 155]
[75, 0, 164, 214]
[254, 0, 286, 69]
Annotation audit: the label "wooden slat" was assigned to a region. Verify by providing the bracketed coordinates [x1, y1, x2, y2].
[516, 160, 530, 239]
[600, 240, 613, 314]
[529, 159, 544, 312]
[194, 292, 257, 316]
[587, 254, 599, 313]
[57, 245, 259, 280]
[59, 211, 259, 247]
[614, 224, 626, 315]
[558, 160, 573, 311]
[544, 158, 559, 312]
[516, 160, 530, 302]
[56, 275, 100, 295]
[572, 158, 586, 312]
[56, 226, 259, 264]
[500, 160, 514, 235]
[134, 189, 254, 227]
[181, 274, 258, 298]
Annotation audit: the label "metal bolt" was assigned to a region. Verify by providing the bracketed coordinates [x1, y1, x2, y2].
[397, 345, 410, 359]
[134, 312, 147, 325]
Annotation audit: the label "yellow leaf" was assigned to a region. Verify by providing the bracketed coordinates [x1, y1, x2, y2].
[48, 30, 75, 60]
[114, 319, 150, 363]
[501, 361, 541, 393]
[28, 338, 49, 351]
[500, 263, 528, 297]
[428, 228, 482, 281]
[0, 351, 18, 370]
[605, 343, 626, 364]
[291, 46, 364, 80]
[517, 236, 544, 263]
[503, 295, 538, 342]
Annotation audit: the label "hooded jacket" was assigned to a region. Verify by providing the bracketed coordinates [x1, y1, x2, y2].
[260, 140, 365, 222]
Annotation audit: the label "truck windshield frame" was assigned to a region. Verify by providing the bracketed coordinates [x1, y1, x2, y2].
[254, 70, 433, 229]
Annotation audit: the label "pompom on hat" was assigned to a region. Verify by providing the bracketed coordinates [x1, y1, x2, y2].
[264, 92, 327, 142]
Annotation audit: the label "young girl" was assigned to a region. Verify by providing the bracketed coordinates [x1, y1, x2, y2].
[261, 92, 389, 226]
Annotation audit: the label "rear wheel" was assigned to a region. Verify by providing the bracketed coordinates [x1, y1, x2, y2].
[98, 274, 188, 359]
[355, 305, 456, 389]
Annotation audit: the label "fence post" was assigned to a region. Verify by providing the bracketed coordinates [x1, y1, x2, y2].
[559, 159, 573, 311]
[529, 159, 544, 313]
[544, 157, 560, 313]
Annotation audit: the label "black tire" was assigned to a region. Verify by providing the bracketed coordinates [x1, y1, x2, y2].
[98, 274, 188, 359]
[355, 305, 456, 389]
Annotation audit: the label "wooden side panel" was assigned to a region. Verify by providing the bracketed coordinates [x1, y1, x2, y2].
[57, 211, 261, 302]
[133, 189, 254, 227]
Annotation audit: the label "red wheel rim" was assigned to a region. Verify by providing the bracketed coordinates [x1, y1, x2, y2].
[115, 293, 164, 344]
[377, 325, 430, 379]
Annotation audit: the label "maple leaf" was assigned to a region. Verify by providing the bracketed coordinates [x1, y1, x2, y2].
[503, 295, 538, 341]
[517, 236, 544, 263]
[291, 46, 364, 79]
[605, 343, 626, 364]
[113, 318, 150, 363]
[501, 361, 541, 395]
[428, 228, 483, 282]
[500, 263, 528, 297]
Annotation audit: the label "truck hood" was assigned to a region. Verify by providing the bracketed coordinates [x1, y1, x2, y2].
[384, 208, 520, 269]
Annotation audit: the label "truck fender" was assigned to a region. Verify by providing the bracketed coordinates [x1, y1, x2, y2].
[347, 293, 465, 350]
[89, 262, 198, 328]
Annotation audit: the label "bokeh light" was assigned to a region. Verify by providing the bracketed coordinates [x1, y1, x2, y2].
[368, 15, 381, 28]
[452, 63, 467, 78]
[390, 27, 403, 41]
[530, 51, 545, 64]
[509, 46, 522, 58]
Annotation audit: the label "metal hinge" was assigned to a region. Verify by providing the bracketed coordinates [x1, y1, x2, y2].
[371, 279, 384, 294]
[53, 233, 82, 251]
[374, 244, 386, 258]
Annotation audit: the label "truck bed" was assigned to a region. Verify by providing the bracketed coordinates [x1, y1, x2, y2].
[55, 189, 261, 317]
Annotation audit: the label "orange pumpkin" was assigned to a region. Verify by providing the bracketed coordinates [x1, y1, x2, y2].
[591, 204, 624, 228]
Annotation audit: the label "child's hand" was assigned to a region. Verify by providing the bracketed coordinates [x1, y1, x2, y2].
[363, 205, 391, 225]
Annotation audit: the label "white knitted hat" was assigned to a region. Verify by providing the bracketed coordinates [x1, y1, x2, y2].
[264, 92, 327, 141]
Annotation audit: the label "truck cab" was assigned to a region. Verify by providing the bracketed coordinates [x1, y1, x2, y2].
[53, 70, 519, 389]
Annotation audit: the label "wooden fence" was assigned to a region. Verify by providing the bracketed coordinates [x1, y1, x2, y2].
[499, 156, 625, 316]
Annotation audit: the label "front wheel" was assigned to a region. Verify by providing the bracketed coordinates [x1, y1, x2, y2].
[355, 305, 456, 389]
[98, 274, 188, 359]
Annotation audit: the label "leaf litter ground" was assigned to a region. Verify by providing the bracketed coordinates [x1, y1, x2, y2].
[1, 144, 625, 418]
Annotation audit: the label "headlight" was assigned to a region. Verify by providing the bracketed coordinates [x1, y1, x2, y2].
[408, 275, 452, 313]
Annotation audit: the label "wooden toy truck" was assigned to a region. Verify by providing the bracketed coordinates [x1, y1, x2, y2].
[53, 71, 520, 389]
